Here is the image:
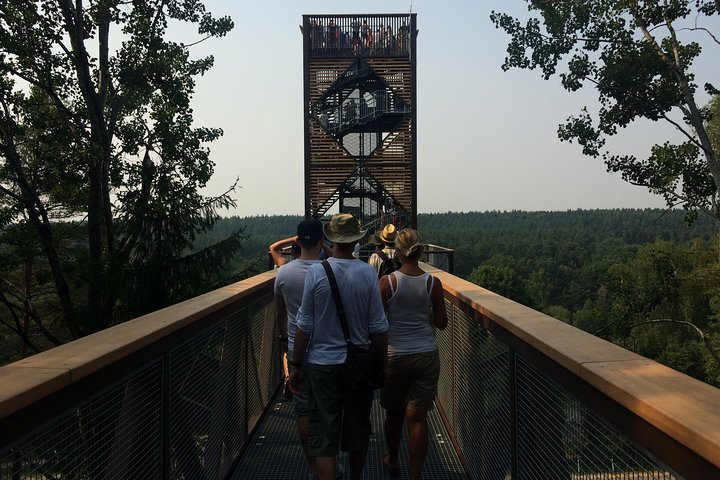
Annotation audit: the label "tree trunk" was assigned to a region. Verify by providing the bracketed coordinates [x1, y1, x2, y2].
[60, 1, 115, 334]
[0, 141, 77, 337]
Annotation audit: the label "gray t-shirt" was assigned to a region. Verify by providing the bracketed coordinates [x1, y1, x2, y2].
[274, 259, 320, 358]
[296, 258, 388, 365]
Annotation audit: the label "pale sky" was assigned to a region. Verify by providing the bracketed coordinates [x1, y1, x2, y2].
[174, 1, 720, 217]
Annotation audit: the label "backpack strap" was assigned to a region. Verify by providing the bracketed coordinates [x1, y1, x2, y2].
[321, 260, 351, 344]
[377, 250, 388, 261]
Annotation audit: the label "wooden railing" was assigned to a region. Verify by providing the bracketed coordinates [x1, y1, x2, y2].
[2, 265, 719, 479]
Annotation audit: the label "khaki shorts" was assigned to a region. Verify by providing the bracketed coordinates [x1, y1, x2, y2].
[306, 363, 373, 457]
[380, 350, 440, 413]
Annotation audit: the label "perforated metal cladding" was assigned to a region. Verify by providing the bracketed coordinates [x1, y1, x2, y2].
[0, 361, 162, 480]
[169, 293, 282, 480]
[515, 356, 680, 480]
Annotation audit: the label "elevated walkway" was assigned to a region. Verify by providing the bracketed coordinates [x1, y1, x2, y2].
[232, 392, 464, 479]
[2, 263, 720, 479]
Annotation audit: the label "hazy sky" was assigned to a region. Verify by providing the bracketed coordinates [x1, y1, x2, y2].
[175, 1, 720, 217]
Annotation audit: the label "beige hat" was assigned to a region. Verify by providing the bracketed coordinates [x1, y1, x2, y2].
[323, 213, 368, 243]
[379, 223, 397, 243]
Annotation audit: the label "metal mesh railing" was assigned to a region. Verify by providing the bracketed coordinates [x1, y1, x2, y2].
[516, 357, 677, 480]
[1, 361, 163, 479]
[0, 288, 281, 480]
[437, 301, 512, 479]
[3, 268, 718, 479]
[304, 14, 412, 58]
[437, 297, 683, 480]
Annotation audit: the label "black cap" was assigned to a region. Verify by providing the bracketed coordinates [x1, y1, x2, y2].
[297, 219, 323, 243]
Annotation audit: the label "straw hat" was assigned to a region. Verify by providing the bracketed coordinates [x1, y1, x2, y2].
[323, 214, 367, 243]
[379, 223, 397, 243]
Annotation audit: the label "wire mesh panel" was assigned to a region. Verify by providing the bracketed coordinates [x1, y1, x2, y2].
[515, 356, 680, 480]
[245, 295, 283, 433]
[169, 292, 281, 480]
[435, 298, 455, 431]
[0, 361, 162, 480]
[1, 280, 286, 480]
[453, 305, 512, 479]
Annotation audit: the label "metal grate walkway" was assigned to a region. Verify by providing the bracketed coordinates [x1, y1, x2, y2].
[232, 391, 466, 479]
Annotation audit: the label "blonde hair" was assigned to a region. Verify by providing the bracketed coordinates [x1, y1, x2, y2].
[395, 228, 423, 259]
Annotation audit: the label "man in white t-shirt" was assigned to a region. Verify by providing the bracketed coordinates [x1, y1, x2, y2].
[274, 219, 331, 480]
[289, 214, 389, 480]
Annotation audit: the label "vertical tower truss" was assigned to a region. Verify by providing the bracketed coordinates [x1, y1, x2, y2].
[302, 14, 417, 228]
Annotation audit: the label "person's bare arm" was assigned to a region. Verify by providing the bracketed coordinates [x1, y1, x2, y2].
[288, 328, 311, 394]
[430, 276, 448, 330]
[379, 275, 391, 313]
[269, 236, 297, 267]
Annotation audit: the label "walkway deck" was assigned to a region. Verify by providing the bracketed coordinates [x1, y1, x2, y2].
[232, 391, 466, 479]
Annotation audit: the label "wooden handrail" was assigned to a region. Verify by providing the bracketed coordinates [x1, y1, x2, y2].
[0, 271, 276, 422]
[424, 263, 720, 473]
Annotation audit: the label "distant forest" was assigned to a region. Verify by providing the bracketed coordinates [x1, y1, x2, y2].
[207, 209, 720, 386]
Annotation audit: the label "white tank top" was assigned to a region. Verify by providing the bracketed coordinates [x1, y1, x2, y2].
[386, 271, 437, 356]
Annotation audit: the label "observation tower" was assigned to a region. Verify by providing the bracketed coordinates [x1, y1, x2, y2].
[301, 14, 417, 228]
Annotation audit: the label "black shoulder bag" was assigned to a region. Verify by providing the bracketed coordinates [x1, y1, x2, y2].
[321, 260, 385, 390]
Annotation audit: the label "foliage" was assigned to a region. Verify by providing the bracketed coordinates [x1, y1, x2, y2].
[166, 210, 720, 385]
[491, 2, 720, 222]
[419, 209, 719, 384]
[578, 239, 720, 385]
[0, 1, 239, 358]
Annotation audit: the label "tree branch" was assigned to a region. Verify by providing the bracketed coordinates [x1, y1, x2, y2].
[660, 113, 703, 148]
[676, 26, 720, 47]
[629, 318, 720, 367]
[182, 34, 213, 48]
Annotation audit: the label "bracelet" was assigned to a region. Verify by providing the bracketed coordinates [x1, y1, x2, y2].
[288, 359, 302, 368]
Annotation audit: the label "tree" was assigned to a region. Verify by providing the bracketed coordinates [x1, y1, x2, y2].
[0, 1, 238, 354]
[491, 1, 720, 222]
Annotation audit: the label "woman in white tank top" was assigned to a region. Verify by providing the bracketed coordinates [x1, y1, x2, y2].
[378, 229, 448, 479]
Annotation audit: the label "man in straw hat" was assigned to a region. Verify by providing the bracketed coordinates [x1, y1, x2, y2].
[289, 213, 389, 480]
[368, 223, 398, 273]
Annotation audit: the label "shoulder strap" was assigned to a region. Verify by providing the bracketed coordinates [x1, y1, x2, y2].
[389, 272, 398, 295]
[321, 260, 351, 343]
[377, 250, 388, 261]
[426, 274, 435, 295]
